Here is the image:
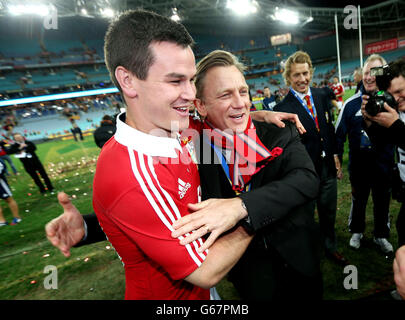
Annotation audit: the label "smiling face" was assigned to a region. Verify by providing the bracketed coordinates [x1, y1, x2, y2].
[13, 133, 24, 143]
[126, 41, 196, 135]
[388, 75, 405, 112]
[288, 62, 312, 94]
[362, 59, 384, 93]
[196, 65, 250, 133]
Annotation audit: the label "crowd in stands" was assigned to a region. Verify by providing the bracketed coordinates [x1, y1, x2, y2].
[0, 93, 122, 140]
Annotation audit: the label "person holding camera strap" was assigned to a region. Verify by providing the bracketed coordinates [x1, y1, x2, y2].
[336, 54, 395, 254]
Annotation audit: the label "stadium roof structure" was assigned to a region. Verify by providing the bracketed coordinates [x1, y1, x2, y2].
[1, 0, 405, 36]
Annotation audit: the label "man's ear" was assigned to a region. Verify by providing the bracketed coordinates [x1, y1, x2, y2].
[195, 98, 207, 118]
[115, 66, 138, 99]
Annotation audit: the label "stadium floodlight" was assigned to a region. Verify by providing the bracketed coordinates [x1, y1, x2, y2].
[226, 0, 259, 16]
[100, 8, 114, 18]
[9, 4, 50, 16]
[0, 87, 119, 107]
[272, 7, 299, 25]
[170, 8, 181, 22]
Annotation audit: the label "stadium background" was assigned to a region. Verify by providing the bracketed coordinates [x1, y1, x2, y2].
[0, 0, 404, 300]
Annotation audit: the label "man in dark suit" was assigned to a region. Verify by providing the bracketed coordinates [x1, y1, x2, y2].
[273, 51, 347, 265]
[171, 50, 322, 299]
[8, 133, 54, 194]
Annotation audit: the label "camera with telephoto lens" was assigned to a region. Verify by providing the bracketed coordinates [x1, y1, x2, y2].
[364, 64, 398, 116]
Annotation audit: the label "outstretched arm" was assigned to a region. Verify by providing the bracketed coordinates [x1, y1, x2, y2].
[251, 110, 306, 135]
[45, 193, 107, 256]
[45, 192, 86, 257]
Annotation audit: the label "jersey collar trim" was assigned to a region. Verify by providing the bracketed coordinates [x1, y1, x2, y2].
[114, 112, 182, 158]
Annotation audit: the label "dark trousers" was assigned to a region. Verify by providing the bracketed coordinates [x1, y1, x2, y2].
[348, 159, 391, 239]
[315, 160, 338, 253]
[397, 202, 405, 247]
[229, 246, 323, 300]
[26, 164, 53, 193]
[72, 128, 83, 141]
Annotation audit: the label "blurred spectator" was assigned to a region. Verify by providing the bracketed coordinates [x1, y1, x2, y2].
[8, 133, 54, 194]
[0, 139, 17, 175]
[330, 76, 345, 111]
[322, 85, 338, 122]
[93, 115, 116, 148]
[353, 67, 363, 93]
[0, 160, 21, 227]
[62, 106, 73, 118]
[262, 86, 276, 111]
[70, 120, 83, 141]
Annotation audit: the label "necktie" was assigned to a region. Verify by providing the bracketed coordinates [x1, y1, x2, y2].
[304, 95, 320, 131]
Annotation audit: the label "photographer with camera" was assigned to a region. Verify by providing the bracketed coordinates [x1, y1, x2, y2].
[361, 58, 405, 300]
[362, 59, 405, 250]
[335, 54, 395, 254]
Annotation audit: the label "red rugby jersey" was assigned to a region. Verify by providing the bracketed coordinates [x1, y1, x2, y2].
[93, 114, 209, 300]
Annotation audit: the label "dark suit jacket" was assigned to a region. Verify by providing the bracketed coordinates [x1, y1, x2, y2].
[274, 88, 337, 178]
[197, 121, 321, 277]
[8, 140, 44, 172]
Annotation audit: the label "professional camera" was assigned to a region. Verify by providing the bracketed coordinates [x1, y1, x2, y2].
[364, 64, 398, 116]
[371, 64, 393, 91]
[364, 90, 397, 116]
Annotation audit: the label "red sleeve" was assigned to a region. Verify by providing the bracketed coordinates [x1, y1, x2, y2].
[95, 158, 207, 281]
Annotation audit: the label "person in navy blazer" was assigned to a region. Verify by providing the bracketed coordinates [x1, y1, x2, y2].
[274, 51, 347, 266]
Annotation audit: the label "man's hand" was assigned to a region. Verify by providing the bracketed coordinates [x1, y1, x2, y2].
[264, 111, 306, 135]
[45, 192, 85, 257]
[171, 198, 248, 253]
[368, 103, 399, 128]
[251, 111, 306, 134]
[361, 95, 373, 128]
[361, 96, 399, 128]
[393, 245, 405, 299]
[334, 155, 343, 180]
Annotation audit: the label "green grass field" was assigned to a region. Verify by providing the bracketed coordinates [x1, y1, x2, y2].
[0, 90, 401, 300]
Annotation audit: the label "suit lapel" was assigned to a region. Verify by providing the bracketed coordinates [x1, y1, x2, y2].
[287, 92, 318, 133]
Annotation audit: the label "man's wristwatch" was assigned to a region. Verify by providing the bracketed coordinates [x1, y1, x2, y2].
[239, 199, 254, 234]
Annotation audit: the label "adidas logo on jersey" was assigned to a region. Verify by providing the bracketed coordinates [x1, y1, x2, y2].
[178, 178, 191, 199]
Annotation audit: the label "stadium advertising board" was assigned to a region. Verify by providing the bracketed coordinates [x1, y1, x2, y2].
[270, 33, 291, 46]
[365, 38, 398, 54]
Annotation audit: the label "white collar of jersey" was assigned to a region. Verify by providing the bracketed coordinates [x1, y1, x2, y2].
[114, 112, 182, 158]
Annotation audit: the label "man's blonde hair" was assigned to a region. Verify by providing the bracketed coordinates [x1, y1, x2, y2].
[282, 51, 314, 86]
[363, 54, 387, 74]
[195, 50, 245, 100]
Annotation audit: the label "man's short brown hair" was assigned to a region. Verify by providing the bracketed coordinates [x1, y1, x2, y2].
[195, 50, 245, 100]
[104, 10, 194, 93]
